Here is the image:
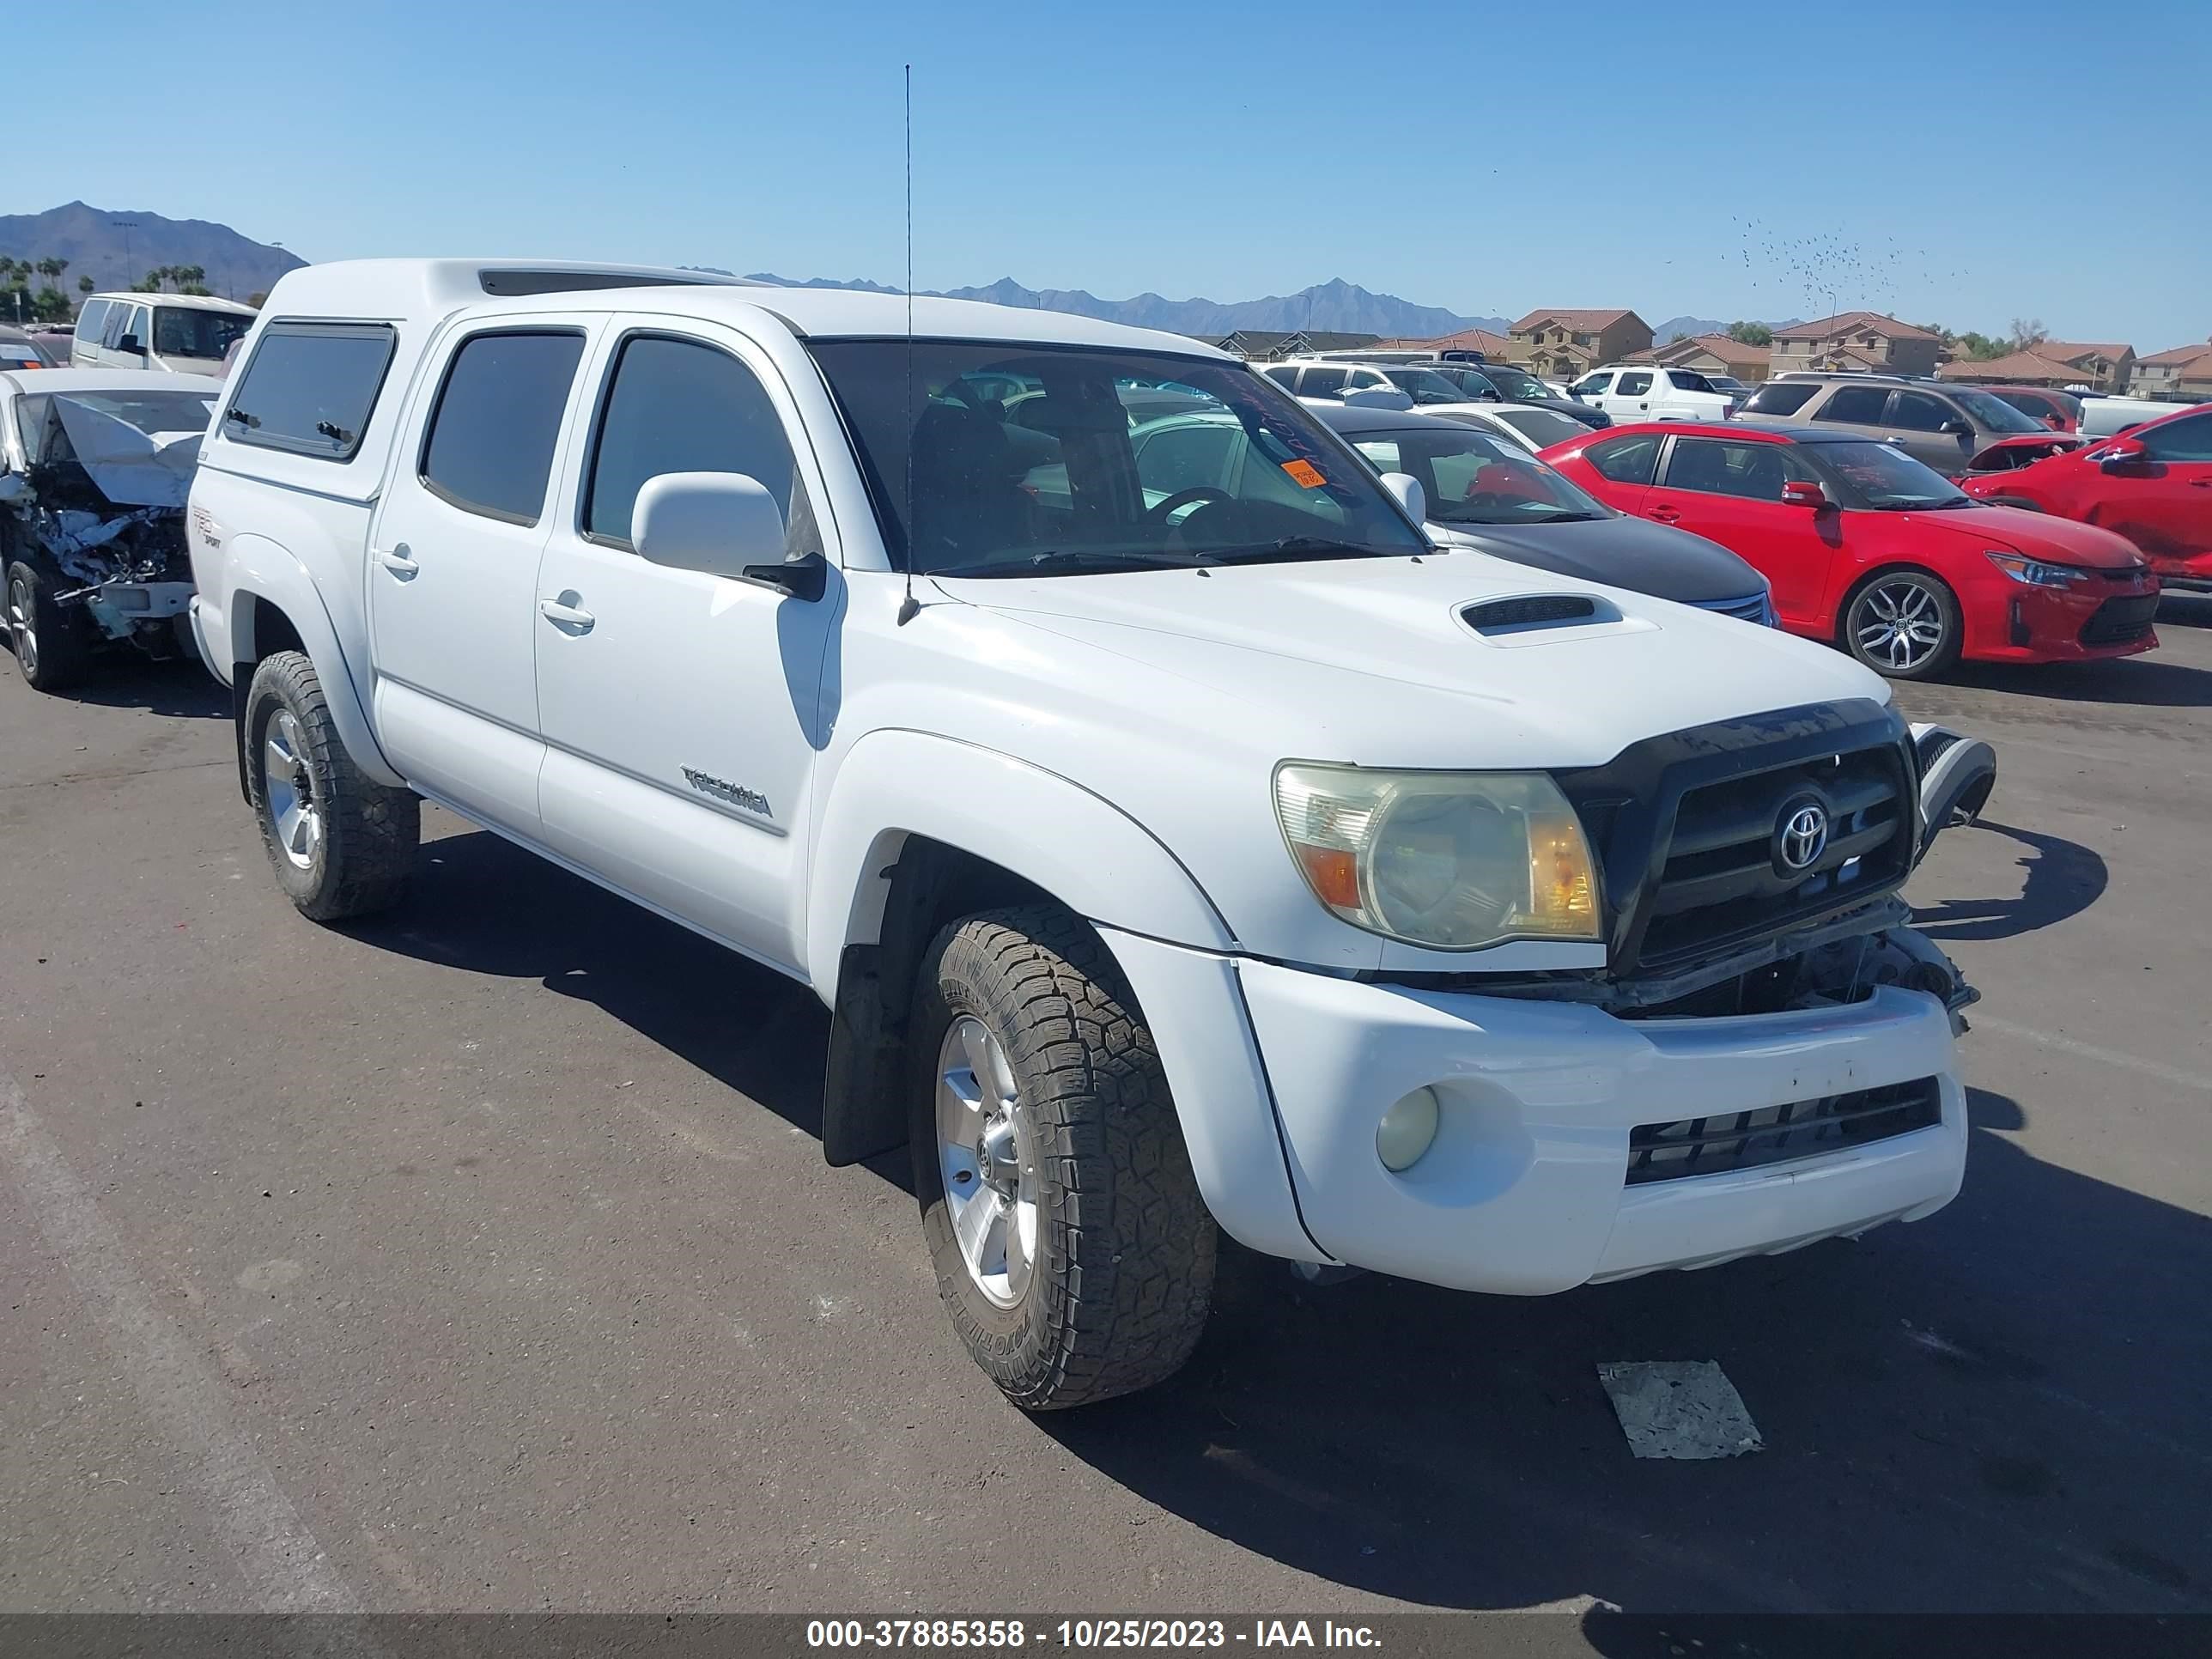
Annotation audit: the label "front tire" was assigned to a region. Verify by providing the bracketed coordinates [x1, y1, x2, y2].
[244, 651, 418, 921]
[910, 905, 1215, 1410]
[1842, 569, 1963, 680]
[6, 560, 94, 692]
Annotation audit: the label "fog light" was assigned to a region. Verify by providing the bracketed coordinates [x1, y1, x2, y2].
[1376, 1086, 1441, 1173]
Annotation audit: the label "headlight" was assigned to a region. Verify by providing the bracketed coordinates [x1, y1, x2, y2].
[1273, 763, 1601, 949]
[1985, 550, 2087, 588]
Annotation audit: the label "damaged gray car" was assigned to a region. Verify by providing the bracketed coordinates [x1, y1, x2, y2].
[1, 368, 221, 691]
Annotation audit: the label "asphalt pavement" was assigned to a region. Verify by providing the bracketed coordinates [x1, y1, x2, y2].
[3, 605, 2208, 1624]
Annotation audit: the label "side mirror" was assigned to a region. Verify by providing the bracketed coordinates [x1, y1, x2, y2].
[2099, 438, 2148, 471]
[1938, 418, 1972, 436]
[1780, 480, 1831, 509]
[116, 333, 144, 355]
[1380, 471, 1427, 525]
[635, 471, 819, 597]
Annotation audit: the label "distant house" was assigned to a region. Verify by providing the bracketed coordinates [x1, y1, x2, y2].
[1368, 326, 1514, 358]
[1936, 348, 2108, 389]
[2130, 342, 2212, 400]
[1206, 329, 1380, 362]
[1649, 333, 1770, 383]
[2027, 342, 2136, 392]
[1504, 309, 1652, 380]
[1769, 312, 1942, 378]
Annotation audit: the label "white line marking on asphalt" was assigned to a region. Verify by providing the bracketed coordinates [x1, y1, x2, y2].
[1972, 1015, 2211, 1093]
[0, 1068, 361, 1612]
[1598, 1361, 1765, 1460]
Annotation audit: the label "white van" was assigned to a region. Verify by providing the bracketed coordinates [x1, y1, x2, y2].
[72, 292, 256, 376]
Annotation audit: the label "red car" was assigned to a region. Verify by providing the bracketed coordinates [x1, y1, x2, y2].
[1539, 422, 2158, 679]
[1961, 402, 2212, 592]
[1967, 385, 2081, 432]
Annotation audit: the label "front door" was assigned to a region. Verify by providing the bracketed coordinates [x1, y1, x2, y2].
[2111, 410, 2212, 571]
[1885, 388, 1977, 476]
[532, 319, 843, 974]
[1642, 435, 1835, 629]
[365, 317, 597, 832]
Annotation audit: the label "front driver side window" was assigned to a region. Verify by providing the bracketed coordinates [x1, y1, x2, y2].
[1574, 373, 1613, 397]
[2140, 412, 2212, 463]
[586, 334, 809, 552]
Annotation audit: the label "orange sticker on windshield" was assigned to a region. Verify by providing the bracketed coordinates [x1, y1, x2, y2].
[1281, 459, 1327, 489]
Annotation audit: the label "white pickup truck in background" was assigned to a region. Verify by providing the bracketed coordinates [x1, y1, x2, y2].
[1571, 363, 1738, 422]
[188, 259, 1984, 1410]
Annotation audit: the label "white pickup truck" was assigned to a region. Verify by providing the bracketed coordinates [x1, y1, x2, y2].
[1570, 364, 1737, 423]
[189, 260, 1982, 1409]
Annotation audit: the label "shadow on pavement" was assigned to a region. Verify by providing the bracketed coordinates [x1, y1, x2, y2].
[347, 829, 2211, 1615]
[1945, 652, 2212, 709]
[1911, 819, 2108, 943]
[40, 656, 228, 719]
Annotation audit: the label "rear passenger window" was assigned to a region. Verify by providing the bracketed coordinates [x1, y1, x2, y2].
[1743, 381, 1818, 416]
[1588, 432, 1661, 485]
[585, 335, 799, 547]
[1815, 385, 1890, 424]
[419, 331, 586, 523]
[1297, 368, 1347, 399]
[222, 322, 398, 461]
[1615, 372, 1653, 396]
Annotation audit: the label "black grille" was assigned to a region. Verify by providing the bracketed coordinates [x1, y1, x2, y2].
[1626, 1077, 1942, 1185]
[2080, 594, 2158, 646]
[1692, 592, 1771, 625]
[1554, 700, 1917, 976]
[1638, 747, 1909, 968]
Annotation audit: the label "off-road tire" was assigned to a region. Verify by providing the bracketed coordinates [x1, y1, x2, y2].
[244, 651, 418, 921]
[910, 905, 1215, 1410]
[6, 560, 94, 692]
[1840, 568, 1964, 681]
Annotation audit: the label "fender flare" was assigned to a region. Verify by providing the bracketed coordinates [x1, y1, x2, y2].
[805, 729, 1236, 997]
[224, 534, 405, 788]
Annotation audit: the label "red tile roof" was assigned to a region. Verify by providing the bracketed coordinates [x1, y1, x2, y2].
[2137, 342, 2212, 368]
[1370, 327, 1513, 356]
[1658, 333, 1765, 362]
[1935, 349, 2093, 384]
[2039, 341, 2132, 364]
[1771, 311, 1941, 343]
[1510, 308, 1639, 334]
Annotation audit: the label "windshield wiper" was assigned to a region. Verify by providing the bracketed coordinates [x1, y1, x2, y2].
[1203, 536, 1407, 565]
[928, 549, 1216, 579]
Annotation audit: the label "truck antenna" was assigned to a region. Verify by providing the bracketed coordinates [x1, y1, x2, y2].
[896, 64, 921, 627]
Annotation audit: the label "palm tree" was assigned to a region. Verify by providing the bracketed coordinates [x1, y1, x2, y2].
[77, 275, 93, 295]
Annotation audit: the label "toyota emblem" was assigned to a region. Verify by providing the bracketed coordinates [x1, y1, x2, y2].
[1778, 802, 1829, 872]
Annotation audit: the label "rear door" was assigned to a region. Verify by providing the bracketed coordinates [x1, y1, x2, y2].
[1575, 429, 1665, 514]
[1606, 369, 1656, 420]
[1640, 435, 1832, 628]
[365, 315, 597, 832]
[1807, 381, 1893, 445]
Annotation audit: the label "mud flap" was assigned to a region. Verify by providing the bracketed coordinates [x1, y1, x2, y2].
[1911, 723, 1996, 863]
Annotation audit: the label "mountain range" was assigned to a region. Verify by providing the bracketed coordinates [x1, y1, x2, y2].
[0, 203, 305, 301]
[746, 273, 1511, 340]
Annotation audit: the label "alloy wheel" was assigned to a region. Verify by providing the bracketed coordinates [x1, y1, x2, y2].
[933, 1015, 1039, 1309]
[1854, 580, 1947, 672]
[263, 709, 323, 870]
[7, 574, 35, 678]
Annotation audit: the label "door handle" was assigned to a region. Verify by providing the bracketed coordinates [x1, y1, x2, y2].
[2189, 478, 2212, 488]
[1646, 505, 1680, 523]
[374, 544, 419, 578]
[538, 594, 595, 634]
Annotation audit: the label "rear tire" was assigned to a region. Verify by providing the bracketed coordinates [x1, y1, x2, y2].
[6, 561, 94, 692]
[909, 904, 1215, 1410]
[1841, 568, 1963, 680]
[244, 651, 418, 921]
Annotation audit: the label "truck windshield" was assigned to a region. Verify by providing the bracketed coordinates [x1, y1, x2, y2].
[808, 341, 1428, 575]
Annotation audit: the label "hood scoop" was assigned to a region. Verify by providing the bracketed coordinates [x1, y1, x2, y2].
[1460, 593, 1617, 636]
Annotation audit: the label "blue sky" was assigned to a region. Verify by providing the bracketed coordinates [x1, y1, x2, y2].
[18, 0, 2210, 347]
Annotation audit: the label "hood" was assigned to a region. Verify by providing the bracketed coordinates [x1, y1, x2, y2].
[1913, 502, 2143, 570]
[1427, 514, 1765, 606]
[931, 548, 1886, 774]
[1968, 434, 2083, 470]
[1540, 397, 1608, 427]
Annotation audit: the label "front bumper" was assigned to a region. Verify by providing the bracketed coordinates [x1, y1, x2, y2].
[81, 579, 192, 641]
[1966, 573, 2158, 662]
[1230, 961, 1964, 1294]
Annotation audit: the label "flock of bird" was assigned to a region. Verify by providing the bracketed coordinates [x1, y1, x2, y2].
[1729, 216, 1971, 324]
